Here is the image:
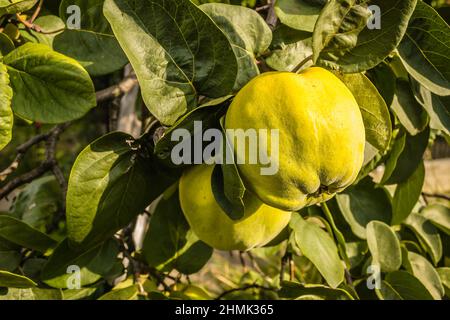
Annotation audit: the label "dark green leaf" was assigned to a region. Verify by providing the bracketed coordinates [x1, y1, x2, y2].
[41, 239, 119, 288]
[66, 132, 178, 247]
[0, 63, 13, 151]
[142, 187, 212, 274]
[391, 79, 429, 135]
[366, 221, 401, 272]
[0, 33, 14, 56]
[0, 271, 36, 288]
[313, 0, 417, 73]
[367, 61, 396, 107]
[290, 214, 344, 288]
[404, 212, 442, 265]
[336, 72, 392, 154]
[103, 0, 238, 125]
[9, 176, 62, 232]
[398, 1, 450, 96]
[201, 3, 272, 90]
[154, 96, 232, 166]
[385, 270, 433, 300]
[0, 214, 57, 253]
[335, 178, 392, 239]
[381, 127, 430, 185]
[391, 161, 425, 225]
[402, 250, 444, 299]
[4, 43, 96, 123]
[53, 0, 128, 76]
[420, 204, 450, 235]
[0, 250, 20, 272]
[279, 281, 353, 300]
[275, 0, 322, 32]
[411, 78, 450, 135]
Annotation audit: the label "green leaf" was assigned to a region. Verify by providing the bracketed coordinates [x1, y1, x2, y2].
[22, 258, 47, 281]
[66, 132, 179, 247]
[142, 187, 212, 274]
[0, 271, 36, 288]
[63, 287, 97, 300]
[404, 212, 442, 265]
[210, 117, 247, 220]
[391, 161, 425, 225]
[27, 15, 65, 47]
[0, 214, 57, 253]
[53, 0, 128, 76]
[345, 241, 367, 269]
[391, 79, 429, 136]
[366, 221, 401, 272]
[41, 239, 119, 289]
[313, 0, 417, 73]
[0, 63, 13, 151]
[0, 0, 38, 16]
[275, 0, 322, 32]
[279, 281, 353, 300]
[0, 33, 14, 56]
[420, 204, 450, 235]
[103, 0, 238, 125]
[367, 61, 396, 107]
[9, 176, 62, 232]
[336, 72, 392, 154]
[97, 285, 139, 300]
[335, 178, 392, 239]
[0, 287, 62, 300]
[266, 31, 313, 72]
[436, 268, 450, 298]
[0, 250, 21, 272]
[398, 1, 450, 96]
[375, 281, 403, 300]
[385, 270, 433, 300]
[154, 95, 232, 167]
[381, 127, 430, 185]
[411, 79, 450, 135]
[290, 214, 344, 288]
[4, 43, 96, 123]
[200, 3, 272, 90]
[402, 250, 444, 300]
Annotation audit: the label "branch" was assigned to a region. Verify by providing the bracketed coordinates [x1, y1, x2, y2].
[265, 0, 278, 30]
[96, 76, 138, 103]
[421, 192, 450, 201]
[0, 123, 69, 200]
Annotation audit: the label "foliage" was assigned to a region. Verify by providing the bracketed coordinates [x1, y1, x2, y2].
[0, 0, 448, 301]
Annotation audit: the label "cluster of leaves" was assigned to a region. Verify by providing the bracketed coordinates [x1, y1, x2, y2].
[0, 0, 449, 300]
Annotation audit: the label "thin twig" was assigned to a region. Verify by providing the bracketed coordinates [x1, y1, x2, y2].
[29, 0, 44, 23]
[292, 55, 313, 73]
[421, 192, 450, 201]
[265, 0, 278, 30]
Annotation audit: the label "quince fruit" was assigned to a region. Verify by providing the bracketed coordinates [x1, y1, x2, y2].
[225, 67, 365, 211]
[179, 164, 292, 251]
